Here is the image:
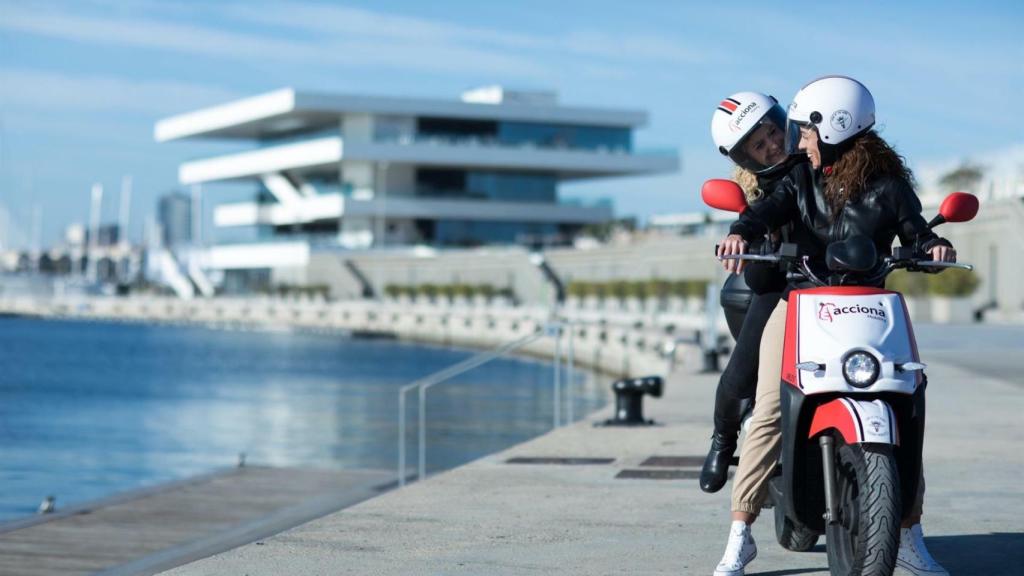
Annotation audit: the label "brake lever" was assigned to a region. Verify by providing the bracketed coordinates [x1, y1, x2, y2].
[914, 261, 973, 271]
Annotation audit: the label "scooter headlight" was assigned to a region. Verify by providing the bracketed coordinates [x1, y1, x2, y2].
[842, 351, 879, 388]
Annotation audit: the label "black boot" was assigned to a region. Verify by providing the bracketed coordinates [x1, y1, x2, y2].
[700, 430, 736, 493]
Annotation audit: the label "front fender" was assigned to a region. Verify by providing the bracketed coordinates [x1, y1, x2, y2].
[808, 398, 899, 445]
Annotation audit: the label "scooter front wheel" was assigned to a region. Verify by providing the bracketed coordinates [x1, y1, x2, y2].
[826, 441, 900, 576]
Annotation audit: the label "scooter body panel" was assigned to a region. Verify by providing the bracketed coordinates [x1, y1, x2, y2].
[776, 287, 926, 533]
[784, 287, 921, 393]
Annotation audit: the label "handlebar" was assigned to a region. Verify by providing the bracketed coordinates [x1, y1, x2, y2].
[912, 261, 973, 271]
[718, 254, 780, 262]
[716, 250, 972, 288]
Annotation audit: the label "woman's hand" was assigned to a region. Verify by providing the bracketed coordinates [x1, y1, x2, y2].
[717, 234, 748, 274]
[928, 244, 957, 263]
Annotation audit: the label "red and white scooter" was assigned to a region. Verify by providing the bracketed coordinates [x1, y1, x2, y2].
[703, 179, 978, 576]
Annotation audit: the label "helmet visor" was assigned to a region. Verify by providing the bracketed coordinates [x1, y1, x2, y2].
[728, 105, 789, 174]
[785, 118, 812, 156]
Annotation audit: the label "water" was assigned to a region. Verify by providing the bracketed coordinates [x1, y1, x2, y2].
[0, 317, 609, 522]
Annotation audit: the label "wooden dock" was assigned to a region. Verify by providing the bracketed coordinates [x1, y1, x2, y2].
[0, 466, 394, 576]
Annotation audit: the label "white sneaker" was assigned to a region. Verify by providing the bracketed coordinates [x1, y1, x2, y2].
[896, 524, 949, 576]
[713, 520, 757, 576]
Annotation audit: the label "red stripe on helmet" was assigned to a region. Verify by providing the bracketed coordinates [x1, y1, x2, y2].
[719, 100, 738, 112]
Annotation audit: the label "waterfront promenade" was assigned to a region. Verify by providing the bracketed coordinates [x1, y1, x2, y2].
[161, 325, 1024, 575]
[0, 295, 689, 378]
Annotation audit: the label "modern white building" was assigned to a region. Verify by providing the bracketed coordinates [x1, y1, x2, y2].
[155, 86, 678, 291]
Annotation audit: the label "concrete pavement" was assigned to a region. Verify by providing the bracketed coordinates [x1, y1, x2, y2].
[161, 330, 1024, 576]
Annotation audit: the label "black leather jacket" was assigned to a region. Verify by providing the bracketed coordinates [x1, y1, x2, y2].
[730, 161, 950, 293]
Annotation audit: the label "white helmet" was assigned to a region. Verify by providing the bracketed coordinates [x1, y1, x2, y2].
[710, 91, 788, 174]
[785, 76, 875, 164]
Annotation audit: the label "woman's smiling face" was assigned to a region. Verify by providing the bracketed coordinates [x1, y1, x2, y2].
[742, 121, 786, 170]
[798, 125, 821, 169]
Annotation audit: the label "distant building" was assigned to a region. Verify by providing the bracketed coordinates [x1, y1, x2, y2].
[85, 223, 120, 247]
[155, 86, 678, 279]
[648, 210, 738, 238]
[157, 192, 192, 248]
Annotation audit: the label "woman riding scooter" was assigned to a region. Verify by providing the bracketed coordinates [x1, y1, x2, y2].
[713, 76, 953, 576]
[702, 92, 799, 492]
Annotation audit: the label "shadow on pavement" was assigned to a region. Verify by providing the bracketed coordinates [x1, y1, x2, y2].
[747, 532, 1024, 575]
[927, 532, 1024, 576]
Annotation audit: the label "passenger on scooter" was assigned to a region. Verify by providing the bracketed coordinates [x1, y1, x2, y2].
[713, 76, 953, 576]
[702, 92, 801, 493]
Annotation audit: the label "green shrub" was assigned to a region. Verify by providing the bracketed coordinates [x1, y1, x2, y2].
[887, 268, 979, 297]
[685, 279, 709, 298]
[452, 283, 474, 298]
[927, 268, 979, 297]
[885, 270, 928, 296]
[608, 280, 630, 300]
[646, 279, 671, 299]
[567, 281, 588, 298]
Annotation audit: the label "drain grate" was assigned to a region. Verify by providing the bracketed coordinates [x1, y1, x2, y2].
[506, 457, 615, 465]
[616, 469, 700, 480]
[639, 456, 705, 468]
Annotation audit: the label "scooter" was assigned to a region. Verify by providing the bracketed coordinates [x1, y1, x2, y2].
[702, 179, 978, 576]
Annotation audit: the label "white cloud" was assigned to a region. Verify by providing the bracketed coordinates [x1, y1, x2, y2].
[228, 3, 704, 65]
[222, 2, 546, 50]
[0, 2, 551, 79]
[560, 30, 704, 65]
[0, 0, 705, 81]
[0, 68, 240, 114]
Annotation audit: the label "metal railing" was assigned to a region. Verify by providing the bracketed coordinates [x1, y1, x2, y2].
[397, 320, 575, 486]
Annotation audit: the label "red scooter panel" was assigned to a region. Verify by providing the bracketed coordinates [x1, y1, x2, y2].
[808, 398, 900, 445]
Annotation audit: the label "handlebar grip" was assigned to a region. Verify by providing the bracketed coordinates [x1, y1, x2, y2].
[915, 261, 973, 271]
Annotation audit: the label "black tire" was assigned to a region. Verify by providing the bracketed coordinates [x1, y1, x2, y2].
[775, 504, 820, 552]
[826, 441, 901, 576]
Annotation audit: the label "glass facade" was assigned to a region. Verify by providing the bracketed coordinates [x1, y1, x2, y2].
[414, 117, 631, 152]
[498, 122, 631, 152]
[415, 169, 556, 203]
[417, 117, 497, 139]
[257, 126, 338, 148]
[429, 220, 561, 247]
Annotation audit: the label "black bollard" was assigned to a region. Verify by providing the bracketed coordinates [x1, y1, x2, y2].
[701, 348, 720, 373]
[601, 375, 663, 426]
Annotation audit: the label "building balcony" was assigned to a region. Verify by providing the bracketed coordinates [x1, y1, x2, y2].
[344, 136, 677, 179]
[179, 134, 677, 185]
[180, 137, 343, 185]
[213, 195, 612, 228]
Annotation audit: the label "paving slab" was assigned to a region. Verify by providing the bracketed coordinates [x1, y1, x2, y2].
[160, 333, 1024, 576]
[0, 466, 393, 576]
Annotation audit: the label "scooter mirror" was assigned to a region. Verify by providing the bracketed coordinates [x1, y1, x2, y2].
[701, 179, 748, 213]
[939, 192, 979, 223]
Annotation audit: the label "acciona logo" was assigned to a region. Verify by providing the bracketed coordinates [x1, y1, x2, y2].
[729, 102, 760, 132]
[818, 302, 886, 322]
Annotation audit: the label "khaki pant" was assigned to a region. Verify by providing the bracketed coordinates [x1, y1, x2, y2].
[730, 299, 925, 517]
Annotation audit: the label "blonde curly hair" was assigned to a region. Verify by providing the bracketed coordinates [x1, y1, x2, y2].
[732, 166, 762, 204]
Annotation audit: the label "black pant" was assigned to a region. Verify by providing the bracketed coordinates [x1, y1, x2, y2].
[713, 290, 782, 435]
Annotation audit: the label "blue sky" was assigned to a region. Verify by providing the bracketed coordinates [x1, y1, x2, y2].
[1, 0, 1022, 246]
